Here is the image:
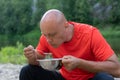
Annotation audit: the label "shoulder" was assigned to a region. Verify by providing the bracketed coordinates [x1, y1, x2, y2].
[70, 21, 97, 34]
[40, 35, 46, 40]
[39, 35, 47, 44]
[70, 22, 99, 39]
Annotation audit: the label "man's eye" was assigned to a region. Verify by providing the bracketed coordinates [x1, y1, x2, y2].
[43, 33, 56, 38]
[51, 34, 55, 36]
[50, 33, 56, 37]
[43, 34, 47, 37]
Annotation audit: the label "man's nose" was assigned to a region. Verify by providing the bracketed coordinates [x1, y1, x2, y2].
[46, 36, 53, 43]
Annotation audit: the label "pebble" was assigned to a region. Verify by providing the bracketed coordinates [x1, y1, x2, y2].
[0, 63, 23, 80]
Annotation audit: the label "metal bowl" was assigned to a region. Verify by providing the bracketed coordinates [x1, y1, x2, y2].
[37, 58, 62, 70]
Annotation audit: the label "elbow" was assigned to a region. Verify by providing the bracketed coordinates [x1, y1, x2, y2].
[115, 64, 120, 77]
[112, 63, 120, 78]
[113, 69, 120, 78]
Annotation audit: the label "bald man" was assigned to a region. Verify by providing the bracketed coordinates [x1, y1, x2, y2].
[20, 9, 120, 80]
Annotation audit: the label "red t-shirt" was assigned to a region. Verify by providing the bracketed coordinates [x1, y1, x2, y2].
[36, 22, 114, 80]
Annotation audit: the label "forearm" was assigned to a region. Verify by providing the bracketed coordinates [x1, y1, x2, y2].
[78, 59, 120, 77]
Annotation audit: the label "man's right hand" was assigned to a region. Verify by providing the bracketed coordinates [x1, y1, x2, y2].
[24, 45, 38, 65]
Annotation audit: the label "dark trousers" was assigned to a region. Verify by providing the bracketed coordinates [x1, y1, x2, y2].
[19, 64, 65, 80]
[19, 64, 114, 80]
[89, 73, 114, 80]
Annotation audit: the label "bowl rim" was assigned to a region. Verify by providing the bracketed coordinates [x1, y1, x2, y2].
[37, 58, 62, 61]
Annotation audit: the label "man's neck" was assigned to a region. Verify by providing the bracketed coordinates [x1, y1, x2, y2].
[65, 23, 74, 42]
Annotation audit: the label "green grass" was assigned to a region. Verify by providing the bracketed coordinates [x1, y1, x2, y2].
[0, 42, 27, 64]
[0, 28, 41, 64]
[0, 54, 27, 64]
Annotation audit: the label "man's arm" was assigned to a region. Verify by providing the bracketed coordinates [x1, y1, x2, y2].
[62, 54, 120, 77]
[77, 54, 120, 77]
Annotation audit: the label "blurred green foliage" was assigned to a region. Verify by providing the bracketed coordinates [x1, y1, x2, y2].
[0, 42, 26, 64]
[0, 28, 41, 47]
[0, 0, 34, 35]
[100, 26, 120, 54]
[0, 0, 120, 47]
[22, 28, 41, 47]
[0, 0, 120, 64]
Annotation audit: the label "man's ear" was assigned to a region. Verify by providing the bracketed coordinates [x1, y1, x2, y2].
[64, 22, 69, 28]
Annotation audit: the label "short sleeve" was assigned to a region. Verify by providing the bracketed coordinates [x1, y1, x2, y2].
[91, 28, 114, 61]
[36, 35, 49, 55]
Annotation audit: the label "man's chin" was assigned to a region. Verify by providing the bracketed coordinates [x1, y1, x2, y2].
[51, 44, 60, 48]
[52, 45, 59, 48]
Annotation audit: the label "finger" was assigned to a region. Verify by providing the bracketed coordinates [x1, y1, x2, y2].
[24, 52, 35, 58]
[24, 48, 34, 54]
[24, 47, 31, 53]
[28, 45, 34, 49]
[62, 55, 72, 61]
[24, 50, 34, 56]
[27, 53, 35, 58]
[62, 58, 70, 64]
[24, 45, 34, 52]
[23, 47, 28, 52]
[63, 55, 72, 59]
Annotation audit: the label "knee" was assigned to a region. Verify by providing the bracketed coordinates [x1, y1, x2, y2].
[20, 64, 43, 75]
[93, 73, 114, 80]
[20, 65, 31, 75]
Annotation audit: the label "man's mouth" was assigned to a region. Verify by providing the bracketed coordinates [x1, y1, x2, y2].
[50, 43, 58, 48]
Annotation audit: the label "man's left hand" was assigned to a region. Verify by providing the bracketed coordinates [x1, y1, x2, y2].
[62, 55, 80, 71]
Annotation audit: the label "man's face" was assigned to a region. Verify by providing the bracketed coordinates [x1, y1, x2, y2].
[40, 22, 66, 48]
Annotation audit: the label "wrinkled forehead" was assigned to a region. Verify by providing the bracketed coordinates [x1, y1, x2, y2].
[40, 20, 64, 34]
[40, 14, 60, 30]
[40, 21, 60, 35]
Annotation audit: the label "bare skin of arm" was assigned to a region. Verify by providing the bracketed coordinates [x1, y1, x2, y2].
[24, 45, 44, 65]
[62, 54, 120, 77]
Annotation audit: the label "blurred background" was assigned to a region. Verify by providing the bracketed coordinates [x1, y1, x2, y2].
[0, 0, 120, 64]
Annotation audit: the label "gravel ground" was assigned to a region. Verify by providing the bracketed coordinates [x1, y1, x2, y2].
[0, 63, 119, 80]
[0, 63, 23, 80]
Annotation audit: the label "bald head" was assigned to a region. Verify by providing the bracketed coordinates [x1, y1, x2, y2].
[40, 9, 67, 28]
